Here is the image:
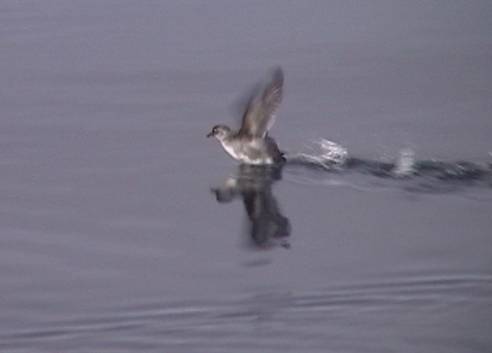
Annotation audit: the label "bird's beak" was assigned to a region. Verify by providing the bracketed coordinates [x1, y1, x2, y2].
[206, 131, 214, 138]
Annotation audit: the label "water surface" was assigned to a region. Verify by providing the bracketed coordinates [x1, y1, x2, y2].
[1, 1, 492, 352]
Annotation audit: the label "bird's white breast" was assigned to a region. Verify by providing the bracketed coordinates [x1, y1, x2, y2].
[221, 141, 241, 160]
[220, 140, 273, 165]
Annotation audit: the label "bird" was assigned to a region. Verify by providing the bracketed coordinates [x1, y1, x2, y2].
[207, 67, 285, 165]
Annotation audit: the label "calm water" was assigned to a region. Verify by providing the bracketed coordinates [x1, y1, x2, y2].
[1, 1, 492, 352]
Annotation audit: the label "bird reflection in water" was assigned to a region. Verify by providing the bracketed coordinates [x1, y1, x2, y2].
[211, 164, 291, 249]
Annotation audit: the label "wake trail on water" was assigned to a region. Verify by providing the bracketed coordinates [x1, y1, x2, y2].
[283, 138, 492, 193]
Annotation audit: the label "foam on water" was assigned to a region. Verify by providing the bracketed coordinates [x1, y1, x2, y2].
[392, 148, 416, 177]
[287, 138, 348, 170]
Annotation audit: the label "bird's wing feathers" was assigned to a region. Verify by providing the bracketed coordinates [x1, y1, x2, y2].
[239, 67, 284, 138]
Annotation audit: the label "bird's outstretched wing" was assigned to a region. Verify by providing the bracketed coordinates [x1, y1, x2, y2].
[238, 67, 284, 138]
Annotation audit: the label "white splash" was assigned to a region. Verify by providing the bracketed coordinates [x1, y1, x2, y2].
[290, 138, 348, 169]
[393, 148, 416, 177]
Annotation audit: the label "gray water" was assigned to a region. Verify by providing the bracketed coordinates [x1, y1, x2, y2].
[1, 1, 492, 352]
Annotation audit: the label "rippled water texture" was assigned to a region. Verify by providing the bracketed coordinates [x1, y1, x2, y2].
[1, 1, 492, 352]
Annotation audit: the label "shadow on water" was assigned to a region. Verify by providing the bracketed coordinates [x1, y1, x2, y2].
[211, 164, 291, 250]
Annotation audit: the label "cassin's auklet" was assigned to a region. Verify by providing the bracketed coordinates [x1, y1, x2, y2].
[207, 67, 285, 165]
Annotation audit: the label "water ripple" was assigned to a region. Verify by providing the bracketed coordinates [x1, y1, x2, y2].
[2, 273, 491, 352]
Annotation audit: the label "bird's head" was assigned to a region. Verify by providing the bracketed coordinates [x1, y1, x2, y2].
[206, 125, 232, 141]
